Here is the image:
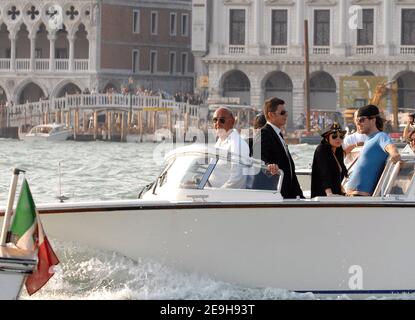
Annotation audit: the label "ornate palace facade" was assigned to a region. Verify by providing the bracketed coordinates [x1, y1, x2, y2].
[0, 0, 193, 105]
[192, 0, 415, 127]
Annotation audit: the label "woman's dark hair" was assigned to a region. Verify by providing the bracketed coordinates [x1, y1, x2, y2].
[254, 114, 266, 129]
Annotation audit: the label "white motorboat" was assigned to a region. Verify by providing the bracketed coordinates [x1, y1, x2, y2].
[1, 145, 415, 298]
[23, 123, 71, 142]
[0, 248, 36, 300]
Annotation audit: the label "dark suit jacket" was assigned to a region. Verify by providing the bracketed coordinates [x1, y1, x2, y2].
[311, 142, 348, 198]
[252, 124, 304, 199]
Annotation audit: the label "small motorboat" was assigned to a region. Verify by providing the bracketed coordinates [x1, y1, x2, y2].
[1, 145, 415, 298]
[23, 123, 71, 142]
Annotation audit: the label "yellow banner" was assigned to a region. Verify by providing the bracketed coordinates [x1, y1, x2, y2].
[340, 76, 388, 109]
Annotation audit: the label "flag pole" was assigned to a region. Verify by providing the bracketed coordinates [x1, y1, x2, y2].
[0, 168, 26, 246]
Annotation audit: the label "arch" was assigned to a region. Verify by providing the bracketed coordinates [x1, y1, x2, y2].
[353, 70, 375, 76]
[263, 71, 294, 128]
[17, 82, 47, 104]
[0, 85, 8, 105]
[309, 71, 337, 110]
[74, 23, 89, 59]
[0, 24, 11, 59]
[55, 25, 69, 58]
[394, 71, 415, 109]
[220, 70, 251, 105]
[54, 82, 83, 98]
[102, 81, 121, 93]
[16, 23, 30, 58]
[14, 78, 49, 103]
[34, 23, 50, 58]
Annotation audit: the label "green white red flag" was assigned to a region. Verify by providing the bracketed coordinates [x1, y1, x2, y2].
[10, 178, 60, 295]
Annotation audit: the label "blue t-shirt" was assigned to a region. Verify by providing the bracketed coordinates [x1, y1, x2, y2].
[346, 131, 392, 194]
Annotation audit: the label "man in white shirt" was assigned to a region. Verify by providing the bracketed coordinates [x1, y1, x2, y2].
[209, 107, 250, 189]
[343, 110, 367, 167]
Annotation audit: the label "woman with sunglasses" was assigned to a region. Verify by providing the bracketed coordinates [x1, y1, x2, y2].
[311, 123, 348, 198]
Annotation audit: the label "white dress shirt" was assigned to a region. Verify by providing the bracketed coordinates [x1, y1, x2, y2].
[209, 129, 250, 189]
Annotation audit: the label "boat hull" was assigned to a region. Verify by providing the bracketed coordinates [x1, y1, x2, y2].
[7, 200, 415, 296]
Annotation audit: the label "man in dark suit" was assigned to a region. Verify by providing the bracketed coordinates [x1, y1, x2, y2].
[253, 97, 304, 199]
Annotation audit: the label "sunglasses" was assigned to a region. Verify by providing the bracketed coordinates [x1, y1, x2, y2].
[357, 116, 374, 123]
[331, 132, 345, 140]
[212, 117, 226, 124]
[272, 110, 288, 116]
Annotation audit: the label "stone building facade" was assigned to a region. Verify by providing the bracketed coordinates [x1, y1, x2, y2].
[0, 0, 194, 105]
[192, 0, 415, 128]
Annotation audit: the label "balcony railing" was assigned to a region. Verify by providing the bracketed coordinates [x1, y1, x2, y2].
[16, 59, 30, 70]
[0, 58, 90, 72]
[313, 46, 330, 55]
[228, 45, 245, 54]
[355, 46, 374, 55]
[270, 46, 288, 55]
[400, 46, 415, 55]
[35, 59, 49, 70]
[0, 58, 10, 70]
[55, 59, 69, 70]
[74, 59, 89, 71]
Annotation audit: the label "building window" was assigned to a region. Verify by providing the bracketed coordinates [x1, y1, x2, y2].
[151, 11, 158, 35]
[229, 9, 245, 45]
[6, 48, 11, 59]
[169, 52, 176, 74]
[132, 50, 139, 73]
[314, 10, 330, 46]
[55, 48, 68, 59]
[181, 52, 188, 74]
[170, 13, 177, 36]
[181, 13, 189, 36]
[35, 48, 42, 58]
[150, 50, 157, 73]
[402, 9, 415, 45]
[271, 9, 288, 46]
[357, 9, 374, 46]
[133, 9, 140, 33]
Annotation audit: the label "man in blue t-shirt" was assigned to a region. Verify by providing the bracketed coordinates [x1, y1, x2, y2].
[346, 105, 401, 196]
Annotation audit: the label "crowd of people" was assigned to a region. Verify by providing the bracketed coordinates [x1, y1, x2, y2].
[208, 98, 415, 199]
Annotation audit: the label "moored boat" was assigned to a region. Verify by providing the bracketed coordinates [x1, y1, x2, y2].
[23, 123, 71, 142]
[1, 145, 415, 298]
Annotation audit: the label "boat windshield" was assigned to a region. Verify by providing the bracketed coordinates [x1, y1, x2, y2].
[152, 148, 283, 193]
[31, 126, 52, 134]
[373, 156, 415, 197]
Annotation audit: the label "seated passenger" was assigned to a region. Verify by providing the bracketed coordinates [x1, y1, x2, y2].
[208, 107, 250, 189]
[311, 123, 348, 197]
[346, 105, 401, 196]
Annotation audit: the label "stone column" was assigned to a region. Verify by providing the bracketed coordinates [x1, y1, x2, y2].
[293, 0, 305, 56]
[68, 35, 75, 72]
[251, 0, 263, 55]
[9, 34, 16, 71]
[382, 0, 392, 55]
[48, 33, 56, 71]
[87, 33, 95, 72]
[29, 35, 36, 71]
[335, 0, 347, 56]
[292, 78, 305, 129]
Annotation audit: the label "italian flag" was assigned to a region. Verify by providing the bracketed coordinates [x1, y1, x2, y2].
[10, 178, 60, 296]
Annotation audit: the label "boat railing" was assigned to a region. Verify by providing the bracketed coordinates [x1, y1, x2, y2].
[373, 156, 415, 198]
